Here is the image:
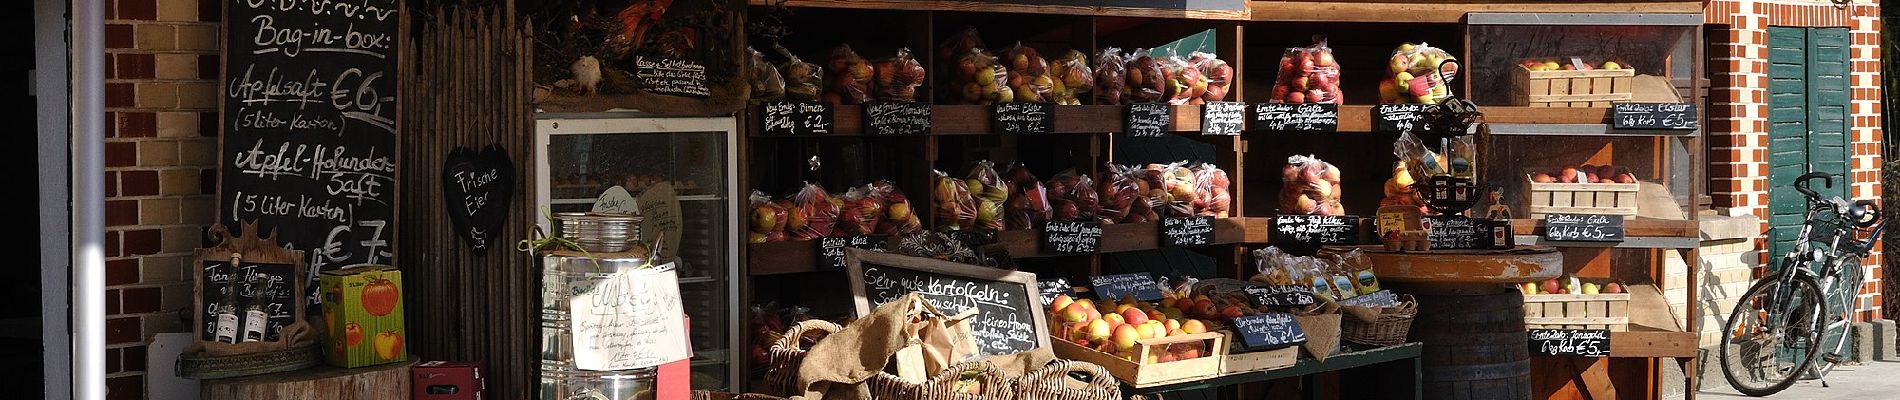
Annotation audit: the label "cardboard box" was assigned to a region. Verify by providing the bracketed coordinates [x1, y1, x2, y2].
[413, 361, 486, 400]
[322, 265, 407, 367]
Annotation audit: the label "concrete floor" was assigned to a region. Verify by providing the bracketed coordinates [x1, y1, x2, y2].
[1697, 360, 1900, 399]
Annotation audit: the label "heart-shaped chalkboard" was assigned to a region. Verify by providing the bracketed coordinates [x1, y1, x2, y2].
[442, 145, 515, 254]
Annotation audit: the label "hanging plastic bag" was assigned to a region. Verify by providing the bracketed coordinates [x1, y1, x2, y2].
[932, 170, 978, 231]
[776, 45, 823, 102]
[748, 47, 785, 102]
[749, 190, 789, 243]
[873, 48, 926, 102]
[826, 44, 873, 105]
[1048, 50, 1092, 105]
[788, 182, 839, 240]
[868, 180, 924, 235]
[1382, 42, 1458, 104]
[1125, 49, 1167, 103]
[1190, 52, 1233, 102]
[1091, 47, 1127, 105]
[1271, 36, 1343, 104]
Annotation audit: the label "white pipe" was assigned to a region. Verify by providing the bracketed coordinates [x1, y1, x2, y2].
[70, 0, 104, 398]
[37, 0, 71, 397]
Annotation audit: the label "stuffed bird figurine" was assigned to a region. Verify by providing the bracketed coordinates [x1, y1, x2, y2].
[572, 56, 602, 95]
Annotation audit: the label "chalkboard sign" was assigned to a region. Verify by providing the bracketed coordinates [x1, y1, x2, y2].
[846, 250, 1050, 357]
[994, 102, 1055, 134]
[633, 56, 711, 98]
[1161, 216, 1217, 246]
[1125, 103, 1170, 137]
[1244, 285, 1316, 308]
[1542, 213, 1625, 242]
[1038, 278, 1073, 307]
[197, 260, 300, 343]
[1089, 273, 1163, 302]
[1374, 104, 1432, 133]
[442, 146, 515, 255]
[865, 101, 931, 135]
[1041, 220, 1102, 253]
[1252, 103, 1338, 132]
[1231, 312, 1307, 351]
[1272, 215, 1360, 245]
[760, 101, 834, 136]
[1424, 216, 1491, 250]
[1337, 290, 1399, 308]
[1529, 329, 1611, 357]
[818, 235, 888, 271]
[1201, 101, 1246, 136]
[1612, 103, 1697, 130]
[220, 0, 400, 316]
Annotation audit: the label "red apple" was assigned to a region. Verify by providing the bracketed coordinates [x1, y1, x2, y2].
[1616, 173, 1637, 184]
[1541, 279, 1561, 294]
[1559, 167, 1580, 183]
[1182, 319, 1208, 334]
[345, 322, 364, 347]
[373, 331, 405, 360]
[361, 278, 400, 317]
[1531, 172, 1555, 183]
[1604, 282, 1626, 294]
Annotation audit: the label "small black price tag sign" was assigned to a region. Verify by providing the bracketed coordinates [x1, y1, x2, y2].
[865, 101, 931, 135]
[1424, 215, 1491, 250]
[1201, 101, 1246, 136]
[1089, 273, 1163, 302]
[1530, 329, 1611, 357]
[1160, 216, 1216, 247]
[1232, 312, 1307, 351]
[761, 101, 835, 136]
[1253, 103, 1338, 132]
[1244, 285, 1316, 308]
[994, 102, 1055, 134]
[1038, 278, 1073, 307]
[1041, 220, 1102, 253]
[1125, 103, 1170, 137]
[1542, 213, 1625, 242]
[817, 235, 887, 271]
[633, 57, 711, 98]
[1374, 104, 1432, 133]
[1612, 103, 1698, 130]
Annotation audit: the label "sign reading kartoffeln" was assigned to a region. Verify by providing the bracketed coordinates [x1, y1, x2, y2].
[846, 250, 1050, 357]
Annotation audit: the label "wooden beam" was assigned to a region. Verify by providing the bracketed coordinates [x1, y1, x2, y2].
[749, 0, 1251, 20]
[1248, 1, 1701, 23]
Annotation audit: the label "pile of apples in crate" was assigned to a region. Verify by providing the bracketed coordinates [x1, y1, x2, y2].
[1520, 275, 1626, 295]
[1520, 57, 1632, 71]
[1529, 164, 1637, 184]
[1049, 294, 1214, 364]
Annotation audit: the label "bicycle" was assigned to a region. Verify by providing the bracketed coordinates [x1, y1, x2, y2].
[1719, 172, 1884, 396]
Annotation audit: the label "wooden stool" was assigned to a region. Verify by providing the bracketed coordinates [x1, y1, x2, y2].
[202, 360, 415, 400]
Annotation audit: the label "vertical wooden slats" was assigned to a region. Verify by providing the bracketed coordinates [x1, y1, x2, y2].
[400, 5, 537, 399]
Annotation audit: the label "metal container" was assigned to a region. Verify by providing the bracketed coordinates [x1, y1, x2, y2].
[539, 252, 667, 400]
[553, 212, 644, 253]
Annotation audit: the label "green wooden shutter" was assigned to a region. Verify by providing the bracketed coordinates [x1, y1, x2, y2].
[1767, 27, 1810, 260]
[1808, 27, 1851, 202]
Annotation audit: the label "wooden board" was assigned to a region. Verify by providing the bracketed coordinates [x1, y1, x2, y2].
[1508, 218, 1695, 238]
[202, 360, 414, 400]
[1247, 1, 1701, 23]
[745, 105, 1623, 136]
[752, 0, 1251, 20]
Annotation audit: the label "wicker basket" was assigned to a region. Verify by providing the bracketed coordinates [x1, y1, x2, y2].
[761, 319, 843, 396]
[175, 343, 322, 379]
[690, 391, 790, 400]
[868, 360, 1012, 400]
[1012, 360, 1122, 400]
[1341, 295, 1418, 346]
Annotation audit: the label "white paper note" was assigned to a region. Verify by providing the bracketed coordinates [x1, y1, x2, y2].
[571, 263, 690, 370]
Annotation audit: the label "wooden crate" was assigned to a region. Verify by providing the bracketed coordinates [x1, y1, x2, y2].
[1048, 332, 1227, 387]
[1527, 180, 1640, 219]
[1513, 66, 1635, 107]
[1524, 293, 1631, 331]
[1222, 344, 1298, 374]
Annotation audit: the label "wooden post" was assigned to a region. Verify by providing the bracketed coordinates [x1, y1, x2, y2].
[202, 361, 416, 400]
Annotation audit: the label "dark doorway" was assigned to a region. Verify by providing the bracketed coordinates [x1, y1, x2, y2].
[4, 0, 44, 395]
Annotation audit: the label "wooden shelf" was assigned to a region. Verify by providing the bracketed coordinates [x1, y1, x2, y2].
[748, 0, 1252, 20]
[748, 217, 1247, 275]
[1607, 284, 1696, 358]
[749, 104, 1643, 137]
[1509, 218, 1699, 249]
[1247, 1, 1701, 24]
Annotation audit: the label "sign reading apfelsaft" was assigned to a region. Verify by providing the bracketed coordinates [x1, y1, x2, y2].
[1244, 285, 1316, 308]
[1090, 273, 1163, 302]
[220, 0, 400, 316]
[1529, 329, 1611, 357]
[1125, 103, 1170, 137]
[197, 260, 299, 343]
[994, 102, 1055, 134]
[818, 235, 888, 271]
[1038, 278, 1073, 307]
[1374, 104, 1432, 133]
[633, 56, 711, 98]
[1424, 216, 1491, 250]
[1041, 220, 1102, 253]
[1231, 312, 1307, 351]
[1543, 213, 1625, 242]
[1253, 103, 1338, 132]
[847, 250, 1050, 357]
[865, 101, 931, 135]
[1612, 103, 1698, 130]
[761, 101, 834, 136]
[1161, 216, 1217, 246]
[1201, 101, 1246, 136]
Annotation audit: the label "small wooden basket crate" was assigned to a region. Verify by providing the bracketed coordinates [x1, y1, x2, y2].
[1513, 66, 1635, 107]
[1048, 332, 1227, 387]
[1524, 293, 1631, 331]
[1527, 177, 1639, 219]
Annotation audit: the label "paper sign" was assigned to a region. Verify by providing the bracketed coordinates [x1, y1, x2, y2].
[570, 263, 690, 371]
[637, 183, 682, 259]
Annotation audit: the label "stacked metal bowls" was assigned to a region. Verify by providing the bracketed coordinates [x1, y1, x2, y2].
[553, 212, 644, 253]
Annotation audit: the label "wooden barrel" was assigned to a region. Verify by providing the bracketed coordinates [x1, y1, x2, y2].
[1409, 290, 1532, 400]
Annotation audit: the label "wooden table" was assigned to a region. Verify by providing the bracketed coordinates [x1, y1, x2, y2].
[1126, 343, 1424, 400]
[201, 360, 415, 400]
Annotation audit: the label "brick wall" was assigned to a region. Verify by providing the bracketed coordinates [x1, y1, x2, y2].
[103, 0, 221, 399]
[1707, 0, 1885, 319]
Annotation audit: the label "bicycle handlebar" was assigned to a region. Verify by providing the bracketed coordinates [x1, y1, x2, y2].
[1794, 172, 1836, 200]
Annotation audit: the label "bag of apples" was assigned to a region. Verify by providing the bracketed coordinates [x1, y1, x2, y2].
[1002, 42, 1056, 104]
[867, 180, 924, 235]
[1045, 171, 1102, 224]
[825, 44, 873, 105]
[932, 169, 978, 231]
[872, 48, 926, 102]
[1047, 50, 1092, 105]
[787, 182, 839, 240]
[748, 190, 789, 243]
[1380, 42, 1459, 104]
[1124, 49, 1168, 104]
[776, 44, 823, 102]
[837, 187, 883, 236]
[1189, 52, 1233, 103]
[1091, 47, 1128, 105]
[1271, 36, 1342, 105]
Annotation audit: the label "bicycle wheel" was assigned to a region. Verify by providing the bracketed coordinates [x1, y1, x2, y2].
[1720, 272, 1824, 396]
[1814, 254, 1864, 376]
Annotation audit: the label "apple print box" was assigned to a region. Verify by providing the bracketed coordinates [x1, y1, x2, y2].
[322, 265, 407, 368]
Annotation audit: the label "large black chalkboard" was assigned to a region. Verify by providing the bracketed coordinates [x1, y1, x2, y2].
[847, 250, 1050, 357]
[220, 0, 401, 316]
[197, 260, 300, 343]
[1612, 103, 1697, 131]
[1529, 329, 1611, 357]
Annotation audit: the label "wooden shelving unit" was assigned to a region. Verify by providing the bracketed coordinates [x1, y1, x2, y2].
[748, 104, 1633, 136]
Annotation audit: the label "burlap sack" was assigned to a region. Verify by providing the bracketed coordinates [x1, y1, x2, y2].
[791, 294, 981, 400]
[1293, 296, 1342, 361]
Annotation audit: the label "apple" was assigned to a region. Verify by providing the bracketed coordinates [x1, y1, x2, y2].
[1158, 352, 1178, 363]
[373, 331, 404, 360]
[1102, 313, 1126, 328]
[1073, 338, 1091, 347]
[1112, 324, 1140, 350]
[1182, 319, 1208, 334]
[1582, 283, 1601, 295]
[1050, 294, 1075, 314]
[1148, 309, 1166, 323]
[1181, 346, 1203, 359]
[1059, 303, 1090, 323]
[1115, 303, 1136, 314]
[1193, 303, 1217, 319]
[1075, 299, 1096, 311]
[1541, 279, 1561, 294]
[1584, 171, 1599, 183]
[1531, 172, 1554, 183]
[361, 277, 400, 317]
[1168, 328, 1186, 337]
[1616, 173, 1637, 184]
[1087, 319, 1112, 340]
[1121, 308, 1150, 326]
[344, 322, 364, 347]
[1604, 282, 1626, 294]
[1286, 91, 1306, 104]
[1559, 167, 1580, 183]
[1165, 319, 1182, 333]
[1219, 305, 1244, 319]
